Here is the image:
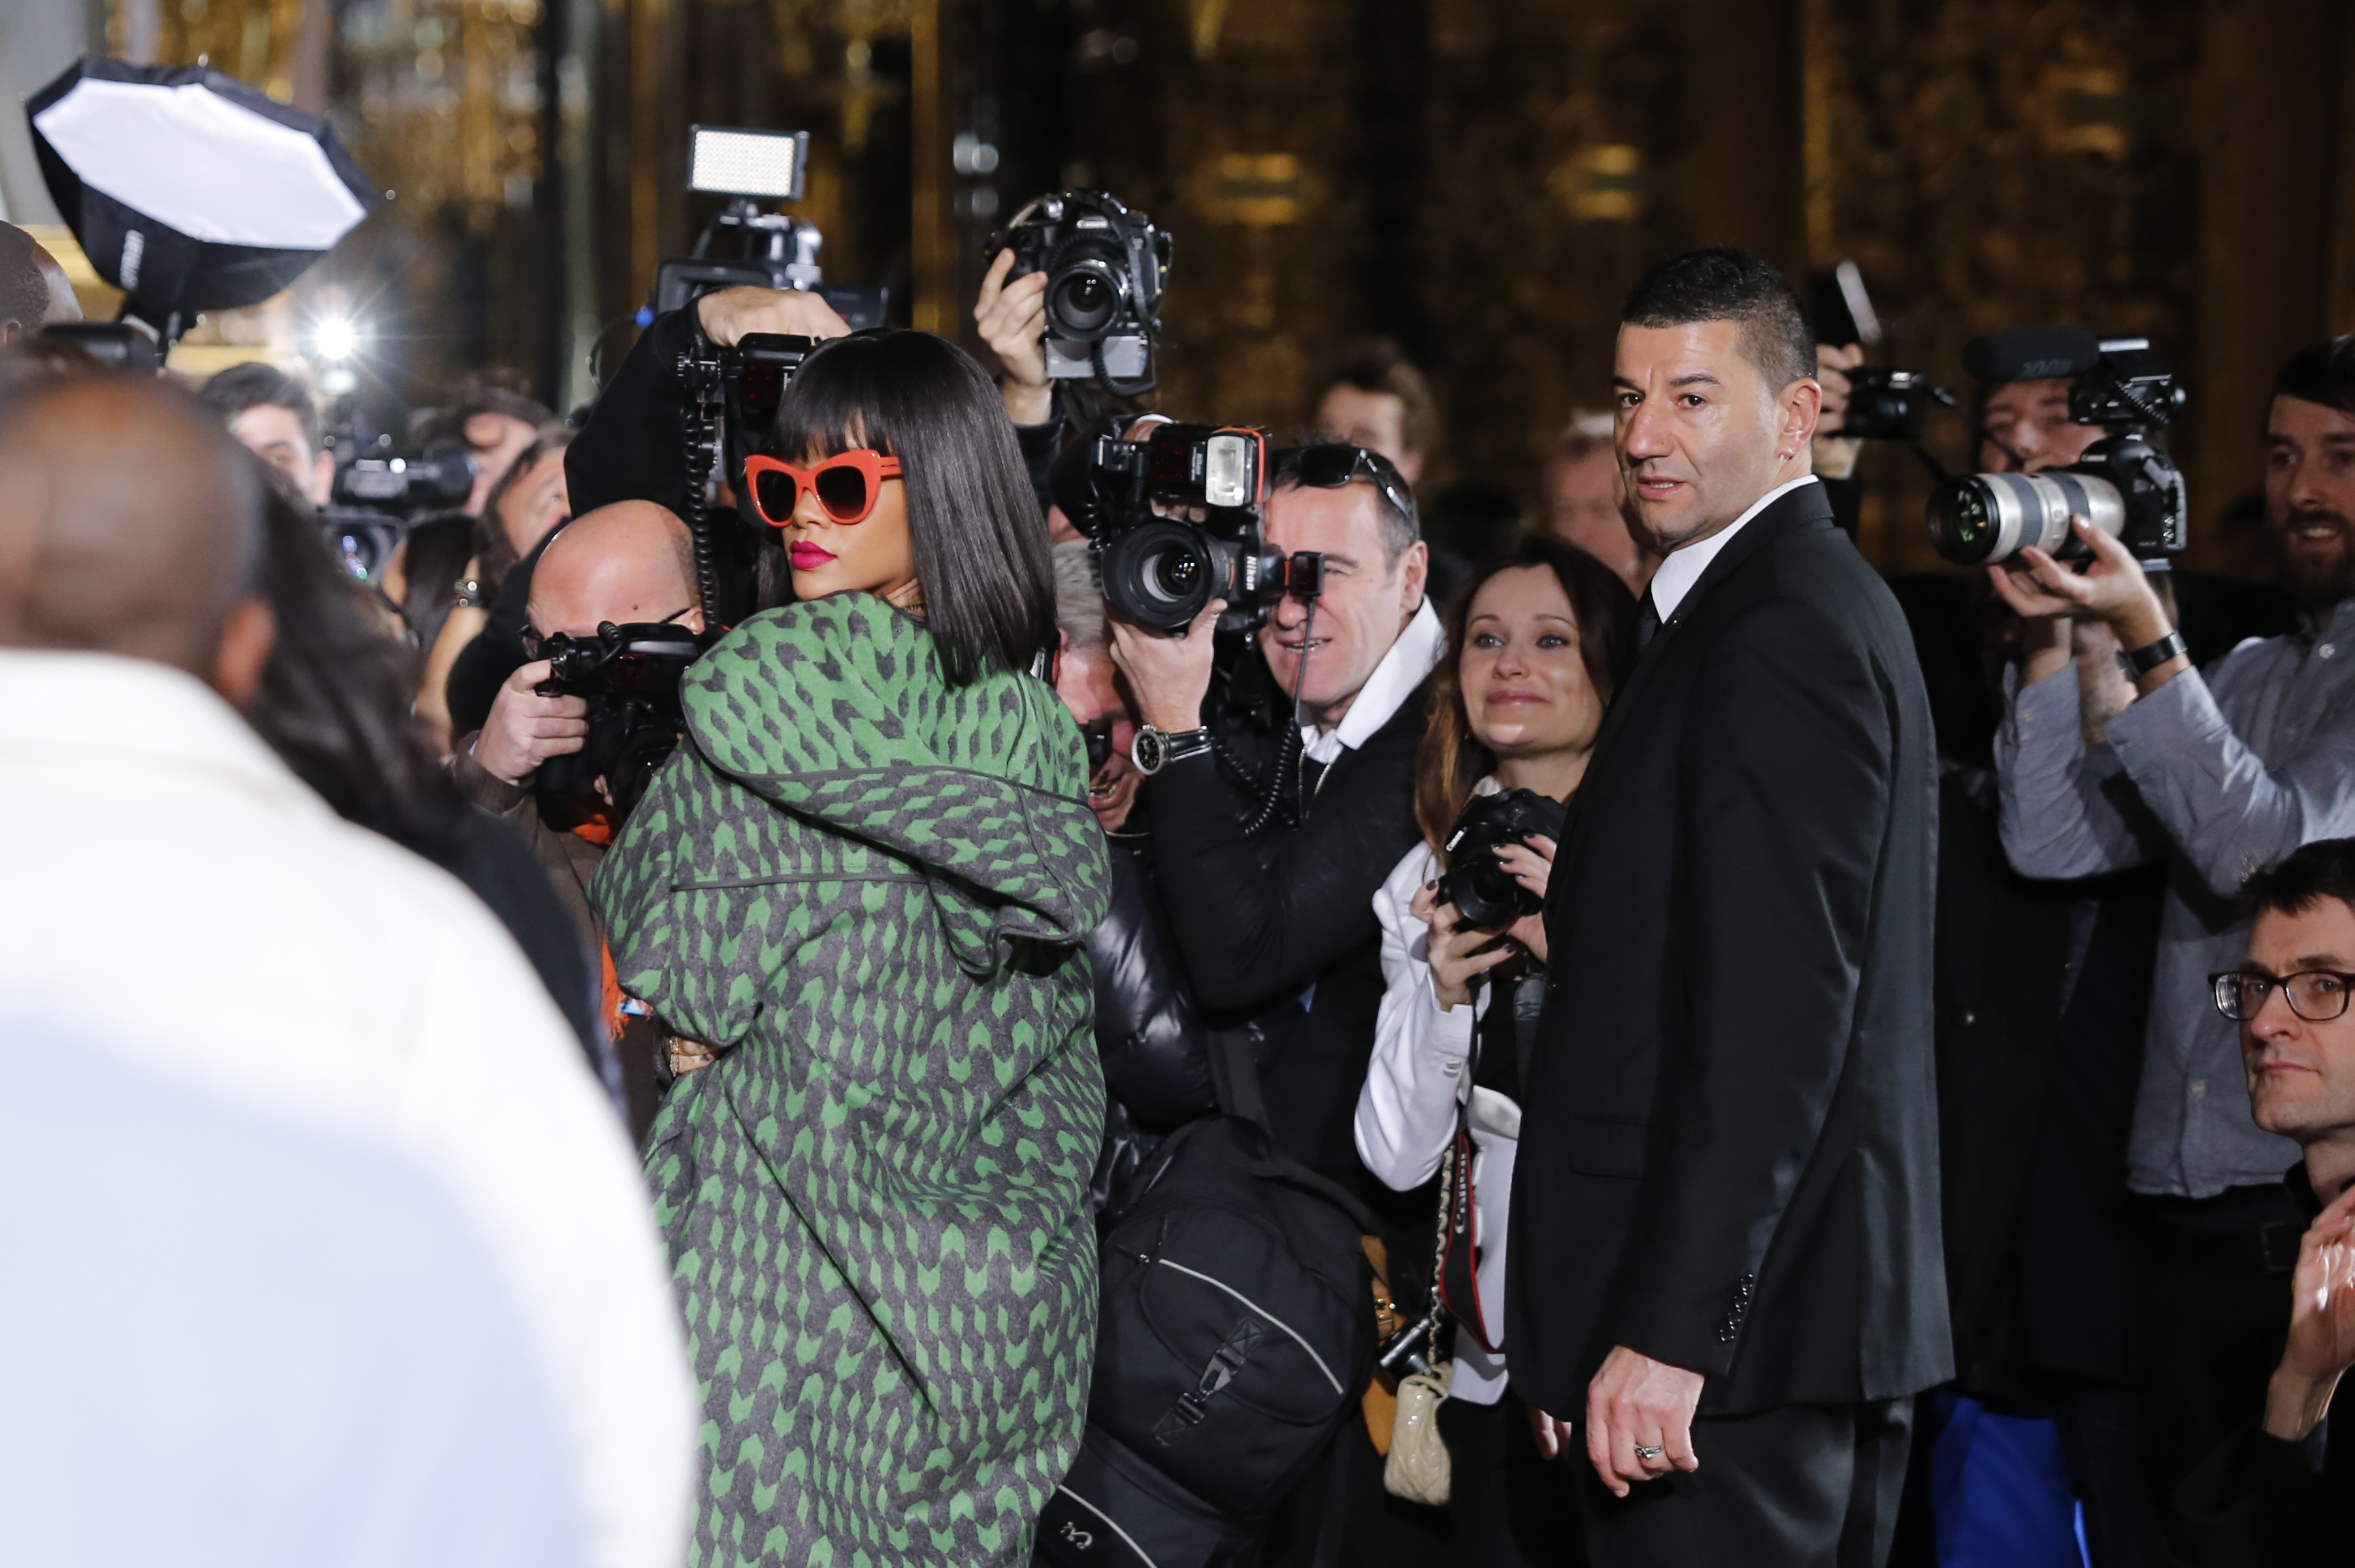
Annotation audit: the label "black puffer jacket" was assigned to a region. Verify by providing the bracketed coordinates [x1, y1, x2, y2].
[1087, 843, 1216, 1128]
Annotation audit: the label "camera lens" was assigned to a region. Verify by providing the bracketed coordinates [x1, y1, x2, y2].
[1100, 519, 1213, 630]
[1047, 257, 1127, 338]
[1925, 469, 2125, 565]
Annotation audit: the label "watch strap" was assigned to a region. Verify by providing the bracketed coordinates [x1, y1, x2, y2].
[2126, 629, 2188, 676]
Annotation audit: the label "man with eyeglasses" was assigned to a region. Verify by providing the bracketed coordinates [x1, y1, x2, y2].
[1108, 438, 1441, 1560]
[456, 499, 706, 1136]
[1993, 336, 2355, 1524]
[2176, 838, 2355, 1563]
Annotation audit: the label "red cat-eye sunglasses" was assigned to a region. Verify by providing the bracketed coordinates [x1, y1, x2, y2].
[742, 449, 904, 527]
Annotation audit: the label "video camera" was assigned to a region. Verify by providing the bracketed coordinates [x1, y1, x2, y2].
[531, 618, 713, 819]
[1072, 423, 1322, 634]
[1926, 328, 2186, 566]
[987, 189, 1170, 391]
[314, 433, 475, 585]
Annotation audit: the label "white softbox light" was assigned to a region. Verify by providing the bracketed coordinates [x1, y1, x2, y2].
[27, 57, 383, 317]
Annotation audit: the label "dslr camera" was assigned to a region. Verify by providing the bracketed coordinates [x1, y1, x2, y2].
[532, 619, 712, 819]
[1927, 328, 2187, 566]
[1435, 788, 1568, 932]
[1807, 262, 1955, 443]
[987, 189, 1170, 387]
[1076, 423, 1322, 634]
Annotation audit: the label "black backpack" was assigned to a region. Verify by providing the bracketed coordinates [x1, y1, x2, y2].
[1036, 1037, 1376, 1568]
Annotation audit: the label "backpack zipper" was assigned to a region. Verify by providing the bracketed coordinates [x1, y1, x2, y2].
[1151, 1257, 1345, 1396]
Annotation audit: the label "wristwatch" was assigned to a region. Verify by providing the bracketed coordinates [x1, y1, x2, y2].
[1131, 724, 1213, 776]
[2124, 629, 2188, 676]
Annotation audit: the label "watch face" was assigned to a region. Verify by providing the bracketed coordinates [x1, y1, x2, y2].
[1132, 727, 1163, 774]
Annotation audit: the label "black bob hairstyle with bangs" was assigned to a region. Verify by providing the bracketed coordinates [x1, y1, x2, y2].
[764, 329, 1056, 687]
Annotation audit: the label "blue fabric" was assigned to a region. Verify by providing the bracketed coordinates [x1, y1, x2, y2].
[1928, 1396, 2087, 1568]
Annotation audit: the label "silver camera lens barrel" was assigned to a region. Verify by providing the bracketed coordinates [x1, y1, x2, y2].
[1928, 468, 2126, 564]
[1980, 469, 2125, 557]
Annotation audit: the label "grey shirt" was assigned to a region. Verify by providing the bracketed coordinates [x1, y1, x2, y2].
[1994, 599, 2355, 1198]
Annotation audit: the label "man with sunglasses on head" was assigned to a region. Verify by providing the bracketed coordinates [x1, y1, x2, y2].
[2175, 838, 2355, 1563]
[1108, 437, 1443, 1557]
[455, 499, 706, 1136]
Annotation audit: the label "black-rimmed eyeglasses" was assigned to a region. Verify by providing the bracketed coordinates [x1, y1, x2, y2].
[2209, 968, 2355, 1022]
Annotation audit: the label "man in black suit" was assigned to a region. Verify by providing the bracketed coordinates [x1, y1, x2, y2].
[1506, 249, 1951, 1565]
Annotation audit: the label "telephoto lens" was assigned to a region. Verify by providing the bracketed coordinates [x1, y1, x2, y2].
[1926, 468, 2127, 566]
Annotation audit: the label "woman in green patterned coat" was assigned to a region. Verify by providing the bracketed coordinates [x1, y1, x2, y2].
[591, 329, 1110, 1567]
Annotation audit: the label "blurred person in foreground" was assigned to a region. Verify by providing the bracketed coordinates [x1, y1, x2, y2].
[1509, 250, 1947, 1566]
[590, 327, 1107, 1567]
[0, 374, 695, 1568]
[1356, 535, 1636, 1565]
[0, 1013, 585, 1568]
[244, 474, 612, 1086]
[1545, 414, 1656, 593]
[2, 221, 81, 340]
[1990, 335, 2355, 1524]
[200, 361, 335, 508]
[455, 499, 706, 1134]
[2175, 838, 2355, 1564]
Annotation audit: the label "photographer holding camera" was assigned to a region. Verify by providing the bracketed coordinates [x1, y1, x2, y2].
[451, 498, 706, 1133]
[1993, 335, 2355, 1523]
[1354, 534, 1636, 1563]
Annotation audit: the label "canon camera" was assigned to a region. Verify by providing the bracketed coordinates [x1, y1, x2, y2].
[1927, 329, 2187, 566]
[987, 189, 1170, 387]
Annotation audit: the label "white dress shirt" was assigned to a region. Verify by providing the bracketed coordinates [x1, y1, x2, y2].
[1353, 785, 1523, 1405]
[1646, 474, 1820, 623]
[0, 651, 697, 1568]
[1302, 596, 1447, 765]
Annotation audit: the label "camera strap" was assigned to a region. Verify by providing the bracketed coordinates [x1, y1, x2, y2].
[674, 338, 727, 625]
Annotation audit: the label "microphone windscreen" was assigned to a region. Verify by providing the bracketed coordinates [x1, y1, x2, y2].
[1961, 327, 2103, 384]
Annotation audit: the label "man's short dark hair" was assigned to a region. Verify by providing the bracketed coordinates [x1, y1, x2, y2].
[2243, 838, 2355, 924]
[2273, 335, 2355, 421]
[0, 223, 51, 335]
[1322, 338, 1440, 460]
[1620, 248, 1815, 391]
[199, 361, 322, 454]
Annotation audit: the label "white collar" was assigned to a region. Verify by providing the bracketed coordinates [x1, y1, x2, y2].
[1300, 596, 1446, 764]
[1646, 474, 1819, 623]
[0, 649, 322, 811]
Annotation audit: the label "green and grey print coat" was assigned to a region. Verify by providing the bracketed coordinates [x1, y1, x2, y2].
[592, 593, 1112, 1568]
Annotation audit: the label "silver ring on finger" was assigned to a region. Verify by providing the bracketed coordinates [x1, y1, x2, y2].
[1632, 1444, 1665, 1462]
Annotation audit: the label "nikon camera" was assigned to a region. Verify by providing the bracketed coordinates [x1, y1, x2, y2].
[1926, 329, 2187, 566]
[1075, 423, 1321, 635]
[986, 189, 1170, 387]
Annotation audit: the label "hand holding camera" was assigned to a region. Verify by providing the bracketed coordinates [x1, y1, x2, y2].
[694, 286, 851, 350]
[1987, 517, 2174, 647]
[974, 248, 1052, 425]
[1106, 595, 1226, 735]
[477, 659, 589, 785]
[1812, 342, 1868, 482]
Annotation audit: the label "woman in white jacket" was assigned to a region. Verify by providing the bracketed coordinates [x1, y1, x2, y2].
[1355, 534, 1636, 1565]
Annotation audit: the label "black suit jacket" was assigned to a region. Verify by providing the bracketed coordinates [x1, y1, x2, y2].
[1505, 481, 1952, 1418]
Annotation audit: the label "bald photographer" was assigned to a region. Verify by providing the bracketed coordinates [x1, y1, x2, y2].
[453, 499, 710, 1133]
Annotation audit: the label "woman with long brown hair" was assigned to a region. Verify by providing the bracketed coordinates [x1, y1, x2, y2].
[1353, 532, 1636, 1564]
